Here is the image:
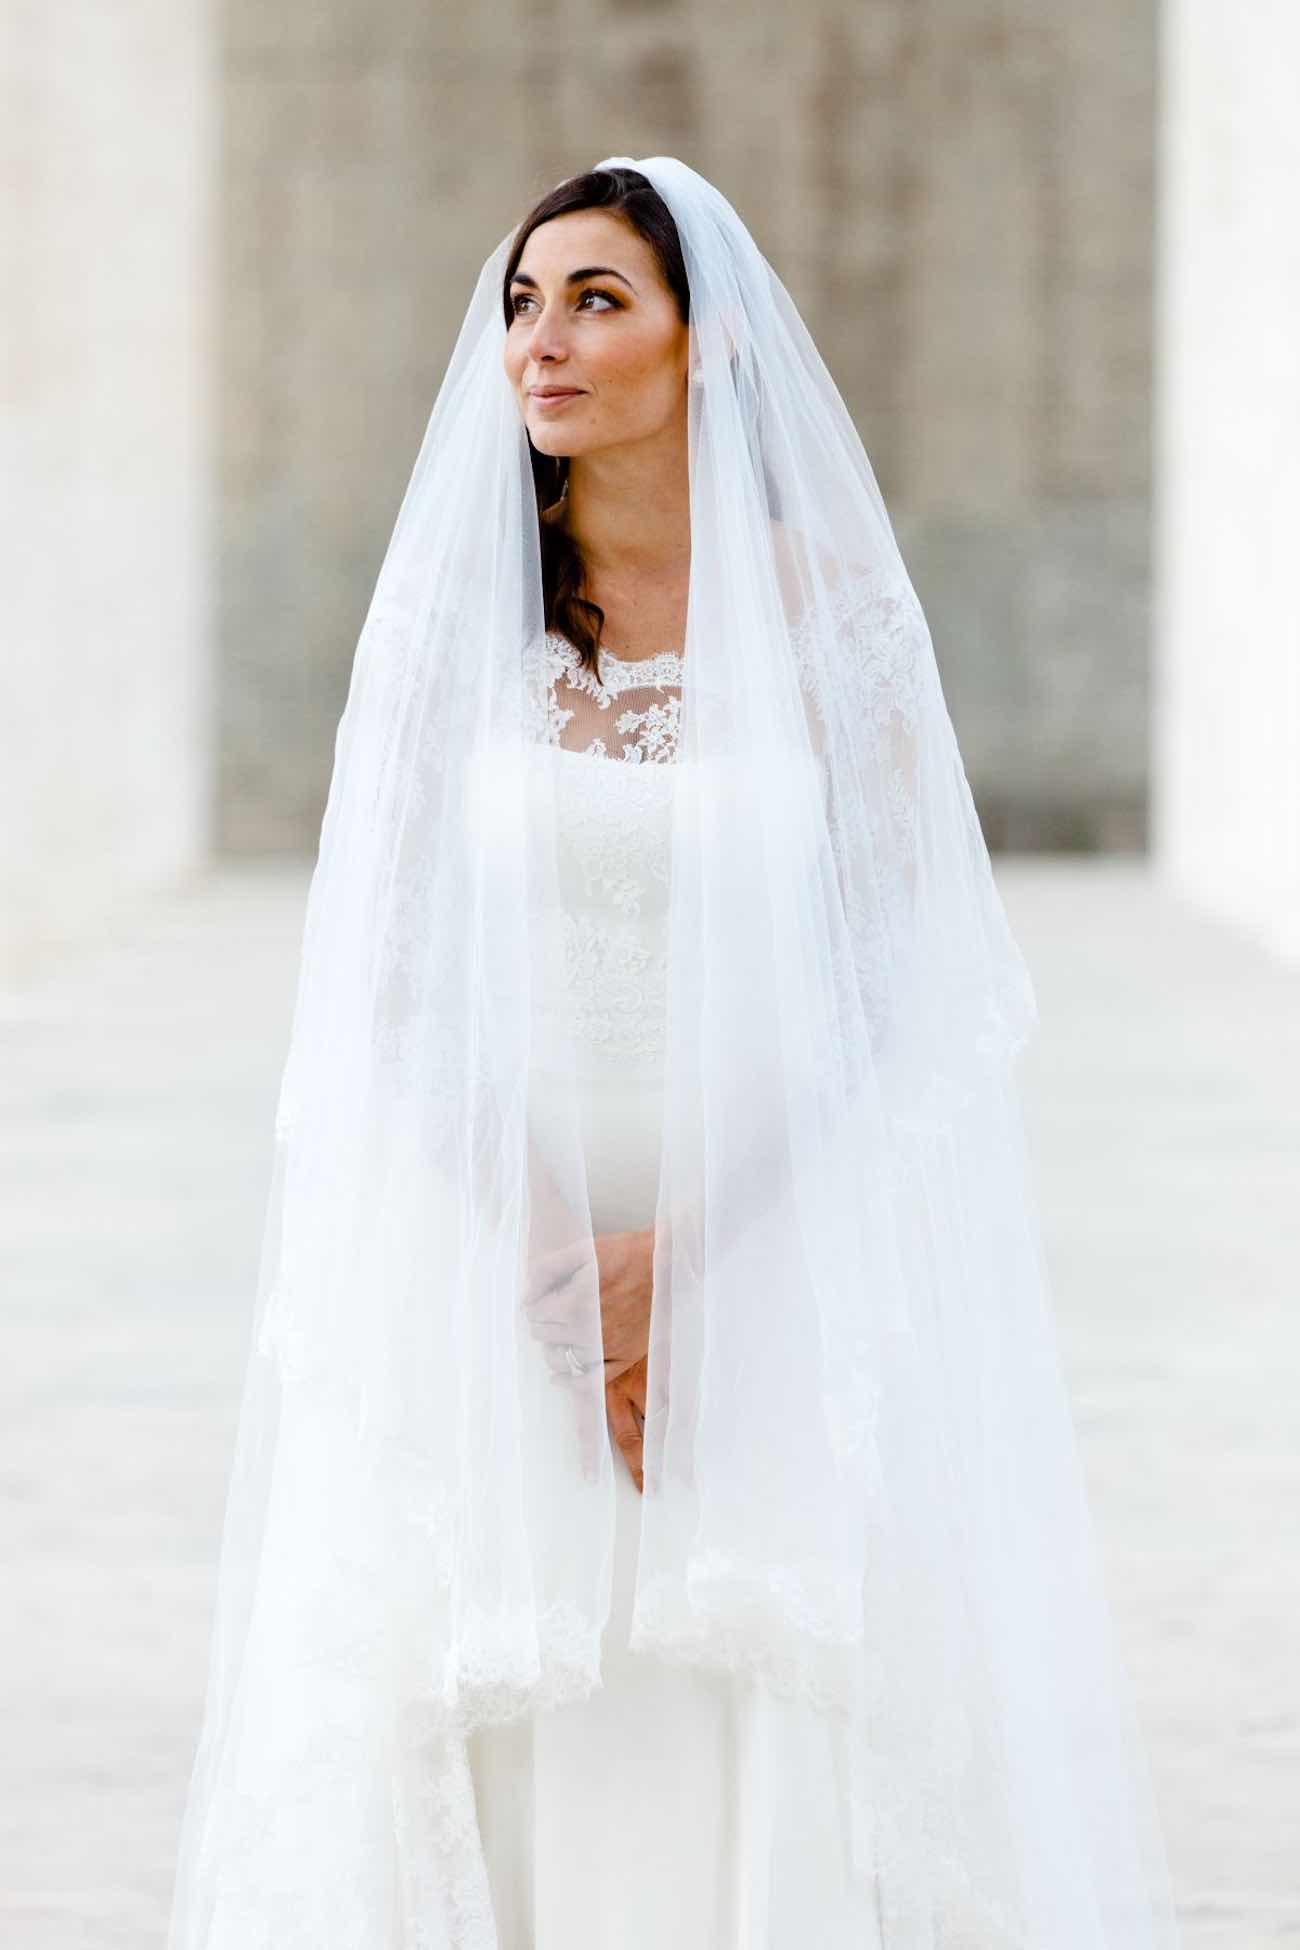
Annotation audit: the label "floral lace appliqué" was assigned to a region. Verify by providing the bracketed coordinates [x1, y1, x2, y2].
[536, 633, 684, 764]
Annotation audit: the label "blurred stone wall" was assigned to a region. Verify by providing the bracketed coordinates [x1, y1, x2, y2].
[218, 1, 1156, 853]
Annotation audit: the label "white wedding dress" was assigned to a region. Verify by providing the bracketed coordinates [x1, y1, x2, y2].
[465, 635, 880, 1949]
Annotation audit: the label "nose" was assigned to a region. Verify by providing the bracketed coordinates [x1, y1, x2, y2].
[522, 297, 573, 366]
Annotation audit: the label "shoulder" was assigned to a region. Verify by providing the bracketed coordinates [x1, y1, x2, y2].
[767, 518, 871, 609]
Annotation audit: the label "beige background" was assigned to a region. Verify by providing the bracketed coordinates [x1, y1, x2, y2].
[3, 4, 1297, 1941]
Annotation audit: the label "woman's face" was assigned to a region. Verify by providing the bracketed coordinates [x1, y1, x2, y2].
[502, 210, 689, 462]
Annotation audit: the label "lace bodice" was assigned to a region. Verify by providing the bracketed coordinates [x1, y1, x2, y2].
[529, 633, 683, 1076]
[537, 630, 685, 763]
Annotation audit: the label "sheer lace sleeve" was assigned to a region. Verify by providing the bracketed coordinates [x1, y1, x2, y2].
[791, 564, 925, 987]
[793, 560, 1035, 1132]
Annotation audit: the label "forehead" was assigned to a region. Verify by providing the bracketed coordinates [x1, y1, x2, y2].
[512, 208, 653, 284]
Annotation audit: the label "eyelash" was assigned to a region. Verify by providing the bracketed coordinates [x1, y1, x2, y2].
[511, 288, 619, 317]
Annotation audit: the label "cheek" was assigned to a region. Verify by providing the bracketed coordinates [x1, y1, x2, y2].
[601, 341, 680, 417]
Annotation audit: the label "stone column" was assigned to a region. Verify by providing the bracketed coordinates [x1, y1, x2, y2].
[1152, 0, 1300, 958]
[2, 0, 216, 974]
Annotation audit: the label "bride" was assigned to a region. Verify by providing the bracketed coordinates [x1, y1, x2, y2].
[167, 157, 1184, 1949]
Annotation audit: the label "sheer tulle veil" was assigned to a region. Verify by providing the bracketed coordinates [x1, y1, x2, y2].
[168, 155, 1183, 1948]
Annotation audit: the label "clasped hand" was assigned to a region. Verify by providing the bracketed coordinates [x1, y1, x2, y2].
[522, 1225, 654, 1493]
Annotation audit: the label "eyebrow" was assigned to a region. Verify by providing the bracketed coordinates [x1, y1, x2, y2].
[509, 265, 637, 292]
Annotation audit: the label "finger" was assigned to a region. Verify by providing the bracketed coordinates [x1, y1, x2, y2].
[522, 1282, 606, 1343]
[574, 1383, 606, 1484]
[528, 1312, 605, 1347]
[605, 1385, 637, 1463]
[605, 1385, 644, 1491]
[528, 1238, 591, 1282]
[617, 1364, 647, 1482]
[624, 1364, 647, 1421]
[521, 1241, 592, 1311]
[533, 1326, 640, 1382]
[544, 1349, 605, 1384]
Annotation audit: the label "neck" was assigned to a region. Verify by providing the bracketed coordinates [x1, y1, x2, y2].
[558, 430, 692, 580]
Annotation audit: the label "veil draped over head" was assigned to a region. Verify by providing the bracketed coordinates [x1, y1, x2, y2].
[169, 156, 1182, 1948]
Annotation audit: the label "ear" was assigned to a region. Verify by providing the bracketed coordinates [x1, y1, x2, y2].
[688, 306, 748, 383]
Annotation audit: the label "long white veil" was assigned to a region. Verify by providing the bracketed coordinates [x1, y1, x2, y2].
[168, 155, 1182, 1948]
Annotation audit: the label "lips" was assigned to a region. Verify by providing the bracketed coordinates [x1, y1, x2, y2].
[530, 388, 586, 414]
[531, 388, 584, 399]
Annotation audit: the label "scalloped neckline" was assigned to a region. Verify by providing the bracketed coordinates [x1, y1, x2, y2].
[544, 629, 684, 675]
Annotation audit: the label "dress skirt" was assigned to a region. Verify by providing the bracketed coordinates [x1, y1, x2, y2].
[465, 1065, 881, 1949]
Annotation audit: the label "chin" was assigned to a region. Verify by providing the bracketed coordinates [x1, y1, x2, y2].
[534, 430, 598, 461]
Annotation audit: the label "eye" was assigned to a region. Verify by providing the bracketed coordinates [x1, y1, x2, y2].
[510, 287, 621, 317]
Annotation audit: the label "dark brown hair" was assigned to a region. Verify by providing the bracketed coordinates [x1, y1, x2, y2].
[501, 167, 690, 679]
